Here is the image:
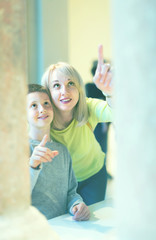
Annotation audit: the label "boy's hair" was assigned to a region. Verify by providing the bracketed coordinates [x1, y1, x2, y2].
[41, 62, 89, 126]
[28, 84, 52, 103]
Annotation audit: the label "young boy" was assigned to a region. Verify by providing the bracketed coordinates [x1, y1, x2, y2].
[27, 84, 90, 221]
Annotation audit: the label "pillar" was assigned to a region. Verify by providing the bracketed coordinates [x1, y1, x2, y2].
[111, 0, 156, 239]
[0, 1, 59, 239]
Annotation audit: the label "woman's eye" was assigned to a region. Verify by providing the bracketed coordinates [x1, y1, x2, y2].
[68, 81, 75, 86]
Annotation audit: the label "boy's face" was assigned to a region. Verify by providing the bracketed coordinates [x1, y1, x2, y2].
[27, 92, 53, 129]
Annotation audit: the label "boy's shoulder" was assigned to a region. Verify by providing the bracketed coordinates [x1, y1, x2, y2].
[50, 140, 68, 152]
[29, 139, 69, 154]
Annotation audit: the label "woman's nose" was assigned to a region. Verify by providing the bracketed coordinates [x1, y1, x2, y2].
[61, 85, 68, 94]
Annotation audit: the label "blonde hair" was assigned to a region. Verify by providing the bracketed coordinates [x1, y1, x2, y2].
[41, 62, 88, 126]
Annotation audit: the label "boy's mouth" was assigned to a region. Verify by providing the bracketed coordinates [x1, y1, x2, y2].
[38, 115, 48, 120]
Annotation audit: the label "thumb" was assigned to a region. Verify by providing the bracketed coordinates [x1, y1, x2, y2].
[39, 134, 48, 147]
[72, 205, 78, 215]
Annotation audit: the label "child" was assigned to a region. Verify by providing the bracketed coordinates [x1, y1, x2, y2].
[27, 84, 90, 221]
[41, 45, 113, 205]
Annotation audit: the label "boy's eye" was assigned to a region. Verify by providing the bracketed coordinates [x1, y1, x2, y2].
[53, 83, 60, 89]
[31, 103, 37, 108]
[44, 101, 50, 106]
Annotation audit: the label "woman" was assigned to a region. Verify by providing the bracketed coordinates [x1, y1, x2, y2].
[41, 45, 113, 205]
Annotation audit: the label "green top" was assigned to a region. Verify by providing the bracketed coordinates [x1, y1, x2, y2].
[50, 97, 113, 182]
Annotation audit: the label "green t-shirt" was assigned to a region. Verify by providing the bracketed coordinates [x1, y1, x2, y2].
[50, 97, 113, 182]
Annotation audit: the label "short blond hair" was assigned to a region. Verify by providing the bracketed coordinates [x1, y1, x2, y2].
[41, 62, 88, 126]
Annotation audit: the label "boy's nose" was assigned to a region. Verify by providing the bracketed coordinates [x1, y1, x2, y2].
[39, 105, 46, 113]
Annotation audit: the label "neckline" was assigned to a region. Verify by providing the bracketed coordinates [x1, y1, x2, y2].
[52, 119, 76, 133]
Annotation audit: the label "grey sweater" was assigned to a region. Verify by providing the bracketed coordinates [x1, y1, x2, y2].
[30, 139, 83, 220]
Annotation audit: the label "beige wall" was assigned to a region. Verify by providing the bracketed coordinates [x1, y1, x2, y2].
[68, 0, 112, 83]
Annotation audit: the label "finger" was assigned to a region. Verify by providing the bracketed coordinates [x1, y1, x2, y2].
[41, 157, 51, 163]
[44, 149, 58, 159]
[74, 211, 90, 221]
[35, 150, 53, 162]
[32, 154, 51, 162]
[100, 64, 111, 84]
[101, 63, 110, 75]
[97, 44, 103, 72]
[72, 211, 81, 221]
[35, 146, 54, 157]
[39, 134, 48, 147]
[35, 147, 58, 161]
[51, 150, 59, 158]
[41, 154, 52, 162]
[73, 210, 89, 221]
[72, 205, 85, 220]
[104, 72, 112, 88]
[80, 211, 90, 221]
[72, 206, 78, 215]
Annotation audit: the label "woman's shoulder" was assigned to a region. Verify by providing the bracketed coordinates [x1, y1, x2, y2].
[86, 97, 106, 107]
[86, 97, 107, 115]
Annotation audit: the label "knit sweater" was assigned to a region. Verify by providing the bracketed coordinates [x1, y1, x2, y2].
[30, 139, 83, 220]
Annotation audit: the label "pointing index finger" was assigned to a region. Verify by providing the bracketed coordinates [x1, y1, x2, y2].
[97, 44, 104, 72]
[39, 134, 48, 147]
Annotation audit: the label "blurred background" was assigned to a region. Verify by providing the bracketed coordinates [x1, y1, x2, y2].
[27, 0, 112, 84]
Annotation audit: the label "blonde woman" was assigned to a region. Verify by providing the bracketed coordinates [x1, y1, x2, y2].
[42, 45, 113, 205]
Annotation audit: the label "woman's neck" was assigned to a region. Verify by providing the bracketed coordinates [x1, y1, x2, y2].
[53, 110, 74, 130]
[29, 126, 51, 141]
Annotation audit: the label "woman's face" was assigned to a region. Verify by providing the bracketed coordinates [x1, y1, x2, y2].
[49, 69, 79, 114]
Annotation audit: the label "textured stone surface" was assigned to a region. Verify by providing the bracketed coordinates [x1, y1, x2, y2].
[0, 0, 30, 216]
[0, 206, 60, 240]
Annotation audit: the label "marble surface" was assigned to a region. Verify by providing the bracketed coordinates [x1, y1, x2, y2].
[48, 198, 116, 240]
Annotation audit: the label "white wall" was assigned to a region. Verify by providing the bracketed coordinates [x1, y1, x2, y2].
[68, 0, 112, 82]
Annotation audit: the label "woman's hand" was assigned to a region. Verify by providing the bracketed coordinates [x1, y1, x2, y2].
[29, 135, 59, 168]
[72, 202, 90, 221]
[93, 44, 113, 96]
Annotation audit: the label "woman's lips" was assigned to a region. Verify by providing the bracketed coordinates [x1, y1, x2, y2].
[60, 98, 71, 103]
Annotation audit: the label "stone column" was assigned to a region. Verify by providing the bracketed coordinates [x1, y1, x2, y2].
[111, 0, 156, 239]
[0, 1, 59, 239]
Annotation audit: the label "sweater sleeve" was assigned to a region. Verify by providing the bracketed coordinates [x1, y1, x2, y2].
[29, 166, 42, 192]
[87, 97, 113, 129]
[66, 151, 83, 214]
[29, 143, 42, 192]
